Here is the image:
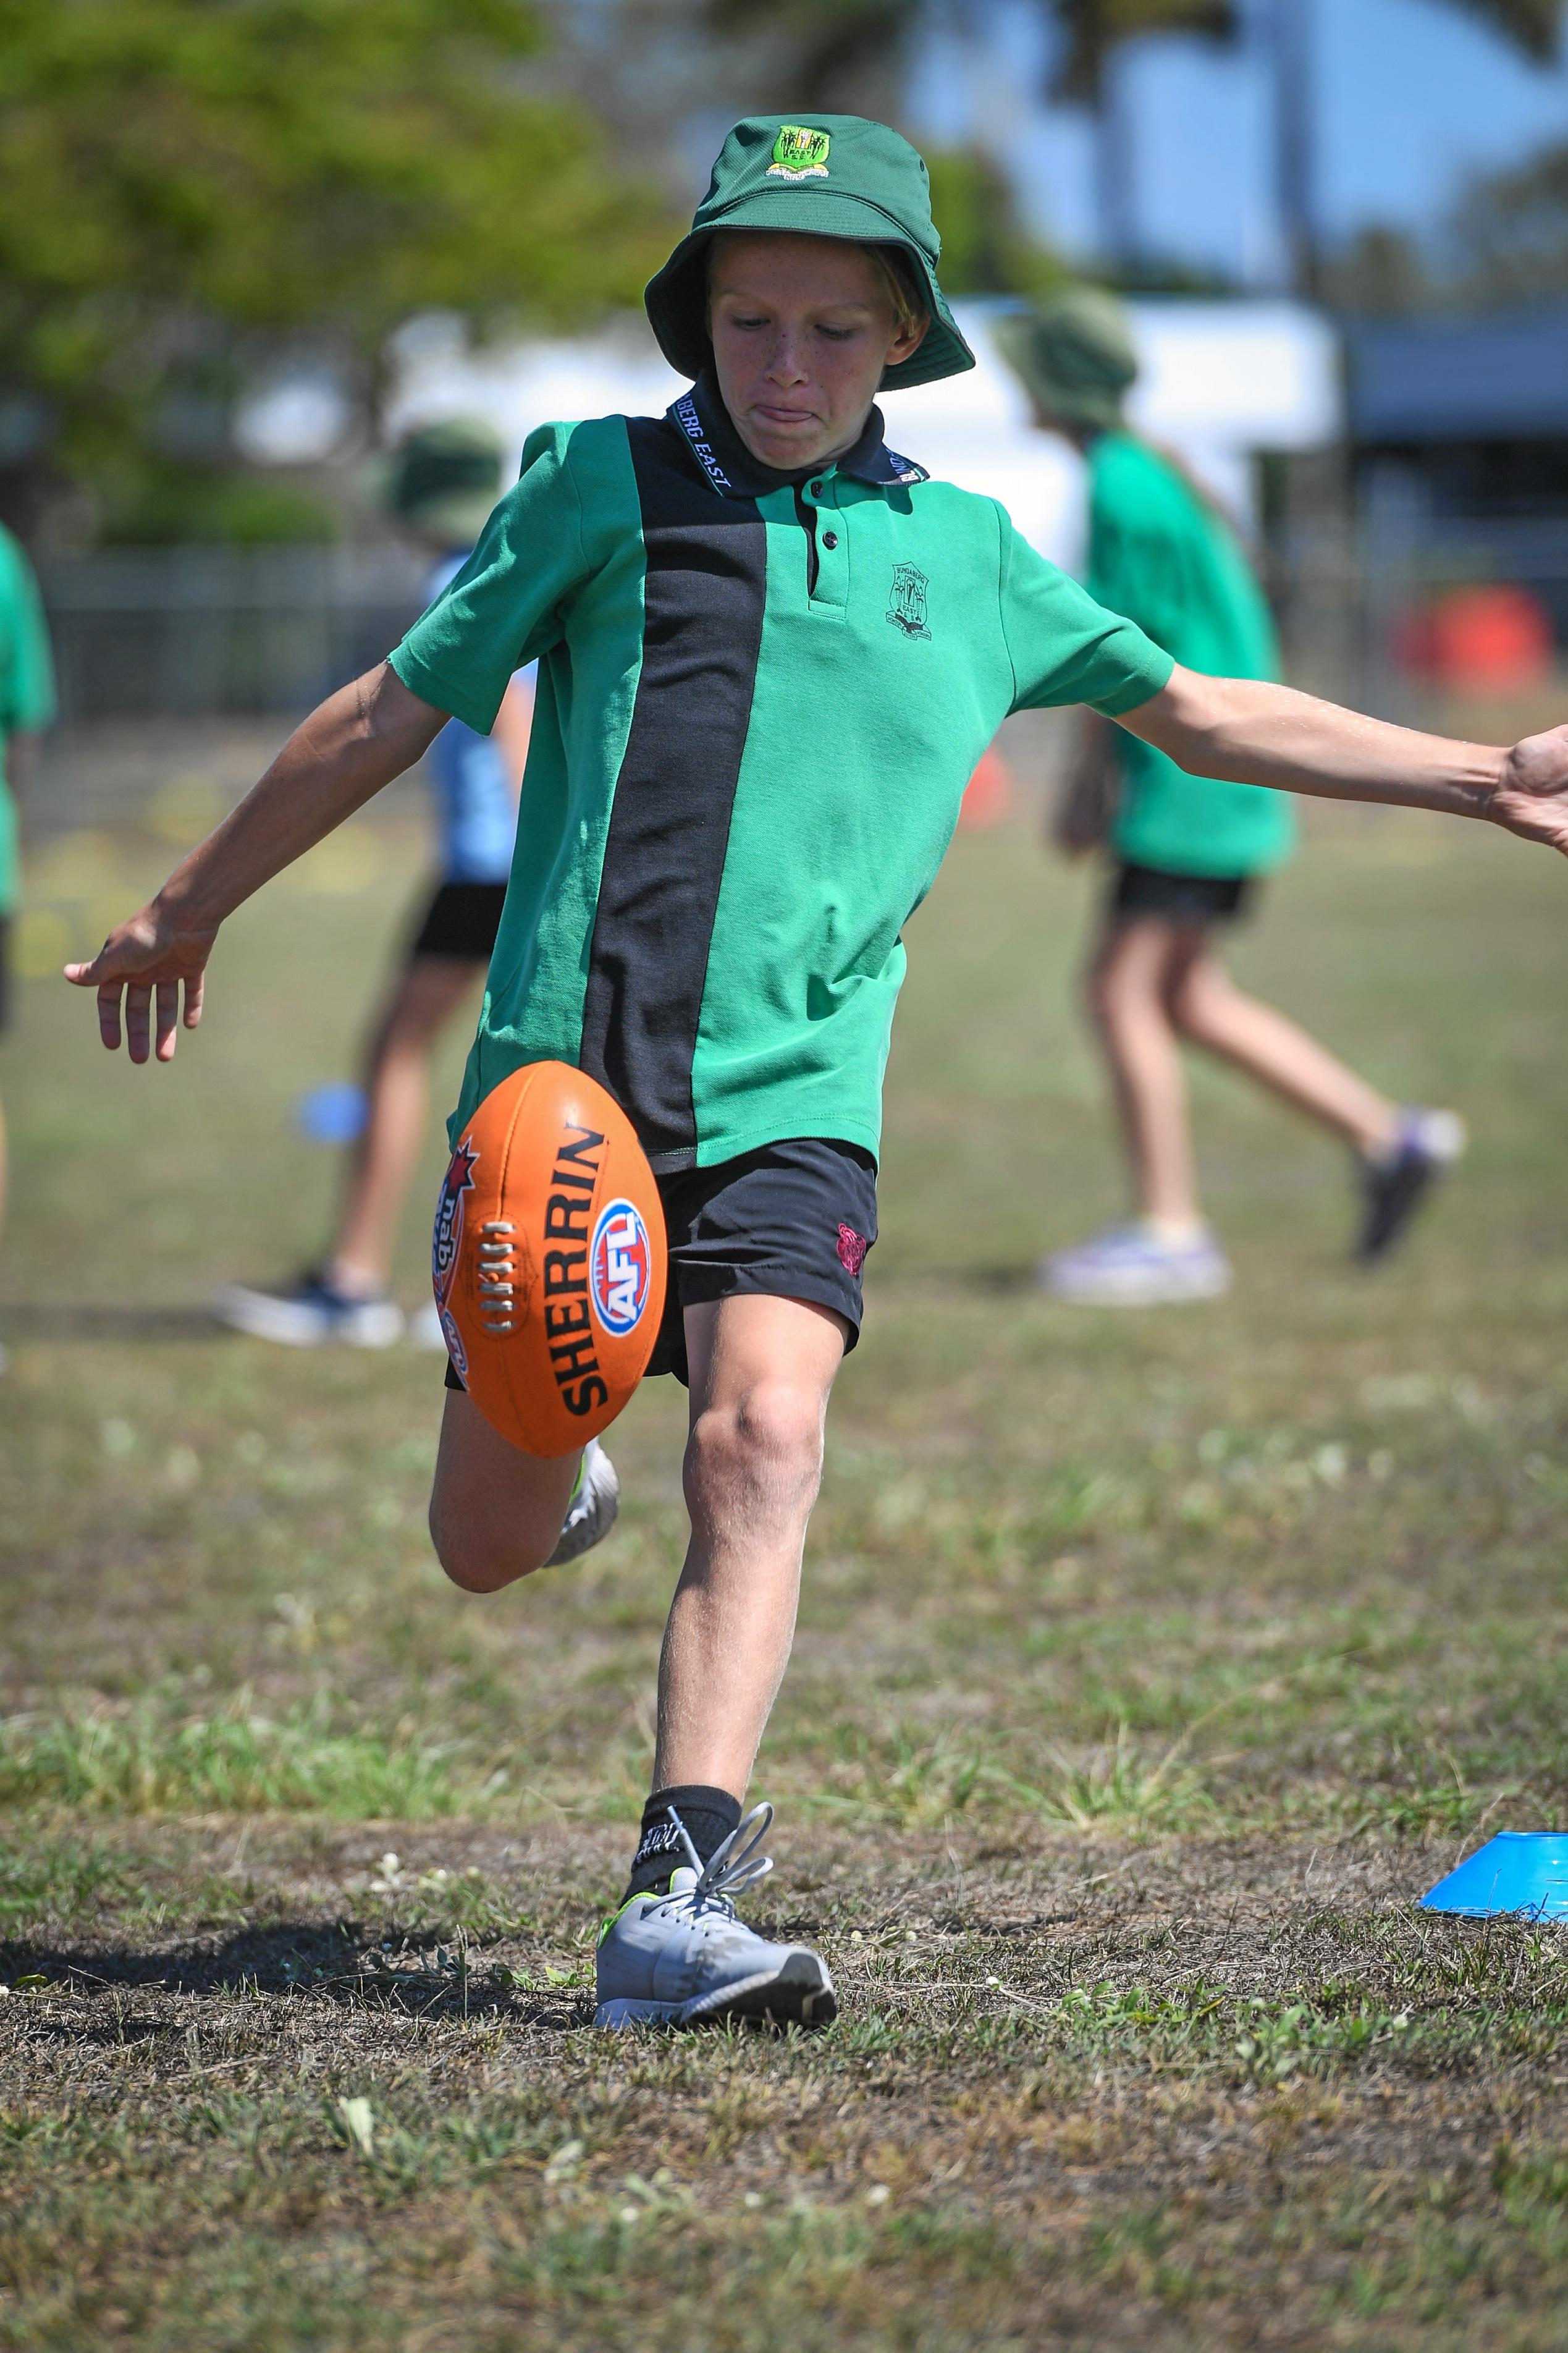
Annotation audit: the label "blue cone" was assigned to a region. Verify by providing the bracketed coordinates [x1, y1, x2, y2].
[1420, 1833, 1568, 1920]
[297, 1081, 368, 1146]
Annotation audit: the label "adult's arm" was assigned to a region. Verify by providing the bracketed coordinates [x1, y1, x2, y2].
[64, 663, 446, 1063]
[1118, 665, 1568, 853]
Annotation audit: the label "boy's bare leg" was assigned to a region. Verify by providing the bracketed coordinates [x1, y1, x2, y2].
[655, 1292, 847, 1800]
[428, 1388, 582, 1593]
[1164, 944, 1401, 1157]
[428, 1290, 845, 1796]
[1089, 918, 1202, 1227]
[330, 955, 481, 1295]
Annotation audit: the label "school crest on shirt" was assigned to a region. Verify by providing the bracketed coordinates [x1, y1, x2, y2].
[767, 125, 831, 179]
[886, 562, 931, 640]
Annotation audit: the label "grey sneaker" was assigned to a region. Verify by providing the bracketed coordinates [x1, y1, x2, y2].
[596, 1804, 837, 2030]
[546, 1438, 619, 1568]
[213, 1270, 404, 1348]
[1356, 1108, 1467, 1264]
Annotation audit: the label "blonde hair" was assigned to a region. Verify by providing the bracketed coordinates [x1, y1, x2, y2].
[868, 245, 929, 340]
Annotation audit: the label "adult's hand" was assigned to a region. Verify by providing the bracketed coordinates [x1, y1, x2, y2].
[65, 900, 216, 1063]
[1494, 722, 1568, 854]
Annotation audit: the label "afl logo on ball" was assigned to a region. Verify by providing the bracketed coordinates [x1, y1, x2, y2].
[591, 1198, 653, 1335]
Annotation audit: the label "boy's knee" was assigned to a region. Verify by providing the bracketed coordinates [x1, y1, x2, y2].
[427, 1497, 554, 1594]
[687, 1379, 825, 1513]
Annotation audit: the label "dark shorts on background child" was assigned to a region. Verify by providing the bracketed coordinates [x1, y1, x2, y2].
[1110, 861, 1255, 927]
[444, 1133, 877, 1397]
[407, 880, 509, 965]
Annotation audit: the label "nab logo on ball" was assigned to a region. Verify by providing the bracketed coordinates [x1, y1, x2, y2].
[591, 1199, 652, 1337]
[431, 1141, 478, 1375]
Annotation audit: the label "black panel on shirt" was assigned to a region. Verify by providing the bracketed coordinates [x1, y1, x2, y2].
[578, 416, 768, 1170]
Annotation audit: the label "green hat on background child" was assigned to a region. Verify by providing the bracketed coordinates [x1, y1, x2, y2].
[387, 419, 505, 546]
[995, 287, 1139, 433]
[644, 114, 976, 391]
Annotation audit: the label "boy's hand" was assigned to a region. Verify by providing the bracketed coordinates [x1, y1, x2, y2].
[65, 900, 216, 1063]
[1494, 724, 1568, 855]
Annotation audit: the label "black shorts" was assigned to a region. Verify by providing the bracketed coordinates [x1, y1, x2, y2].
[408, 880, 508, 964]
[0, 915, 9, 1036]
[1110, 861, 1255, 927]
[444, 1134, 877, 1395]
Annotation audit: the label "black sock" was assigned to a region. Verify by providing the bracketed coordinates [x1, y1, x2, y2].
[623, 1784, 741, 1900]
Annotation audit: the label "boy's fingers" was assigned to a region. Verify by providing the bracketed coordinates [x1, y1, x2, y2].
[124, 982, 153, 1065]
[96, 980, 123, 1050]
[154, 981, 179, 1062]
[183, 972, 204, 1028]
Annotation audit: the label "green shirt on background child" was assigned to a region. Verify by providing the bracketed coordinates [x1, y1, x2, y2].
[1087, 431, 1294, 881]
[0, 522, 57, 916]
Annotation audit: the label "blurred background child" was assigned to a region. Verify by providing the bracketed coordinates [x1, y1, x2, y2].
[1002, 289, 1465, 1308]
[0, 520, 56, 1375]
[216, 421, 532, 1348]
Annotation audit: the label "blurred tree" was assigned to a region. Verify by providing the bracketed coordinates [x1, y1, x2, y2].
[702, 0, 908, 111]
[707, 0, 1568, 294]
[0, 0, 676, 538]
[1275, 0, 1567, 297]
[1045, 2, 1239, 263]
[924, 150, 1068, 294]
[704, 2, 1242, 262]
[1318, 224, 1435, 316]
[1449, 139, 1568, 305]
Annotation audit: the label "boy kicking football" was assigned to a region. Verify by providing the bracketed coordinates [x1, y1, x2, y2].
[70, 116, 1568, 2029]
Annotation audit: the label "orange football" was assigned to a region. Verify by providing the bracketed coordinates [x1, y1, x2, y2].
[431, 1061, 667, 1457]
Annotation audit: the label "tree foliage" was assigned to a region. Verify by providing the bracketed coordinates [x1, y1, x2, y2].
[1444, 0, 1566, 57]
[1449, 138, 1568, 304]
[924, 150, 1068, 295]
[1045, 0, 1238, 104]
[0, 0, 677, 525]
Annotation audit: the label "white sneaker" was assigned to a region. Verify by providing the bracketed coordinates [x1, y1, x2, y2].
[596, 1805, 836, 2030]
[546, 1438, 619, 1567]
[1040, 1222, 1231, 1307]
[213, 1272, 405, 1348]
[409, 1299, 449, 1351]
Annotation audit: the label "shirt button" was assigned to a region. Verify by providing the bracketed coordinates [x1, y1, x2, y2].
[822, 530, 838, 549]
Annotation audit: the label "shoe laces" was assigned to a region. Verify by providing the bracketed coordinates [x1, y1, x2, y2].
[645, 1801, 775, 1922]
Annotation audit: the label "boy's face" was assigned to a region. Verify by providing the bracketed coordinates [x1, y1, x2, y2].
[707, 231, 928, 473]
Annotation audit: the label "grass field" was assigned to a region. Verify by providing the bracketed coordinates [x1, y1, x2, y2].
[3, 771, 1568, 2349]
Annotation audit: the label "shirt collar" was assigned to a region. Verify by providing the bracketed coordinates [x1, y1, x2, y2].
[667, 374, 928, 501]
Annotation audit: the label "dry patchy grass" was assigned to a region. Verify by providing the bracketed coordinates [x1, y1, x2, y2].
[3, 779, 1568, 2346]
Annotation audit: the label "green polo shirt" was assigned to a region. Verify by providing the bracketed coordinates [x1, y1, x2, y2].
[391, 379, 1172, 1169]
[1088, 433, 1293, 880]
[0, 523, 57, 916]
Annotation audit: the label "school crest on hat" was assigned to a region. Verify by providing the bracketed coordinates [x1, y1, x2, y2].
[767, 125, 831, 179]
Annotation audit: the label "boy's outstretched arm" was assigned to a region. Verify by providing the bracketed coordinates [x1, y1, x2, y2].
[65, 664, 447, 1064]
[1119, 667, 1568, 855]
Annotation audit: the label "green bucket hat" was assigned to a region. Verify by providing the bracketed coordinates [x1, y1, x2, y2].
[644, 114, 974, 392]
[995, 287, 1139, 434]
[386, 418, 504, 546]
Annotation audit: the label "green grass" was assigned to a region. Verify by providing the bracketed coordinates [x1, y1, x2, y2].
[3, 765, 1568, 2346]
